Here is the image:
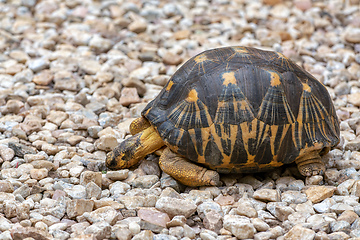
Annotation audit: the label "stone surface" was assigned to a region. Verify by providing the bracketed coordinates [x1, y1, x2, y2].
[223, 215, 256, 239]
[284, 225, 316, 240]
[67, 199, 94, 219]
[253, 189, 280, 202]
[305, 186, 336, 204]
[155, 197, 197, 218]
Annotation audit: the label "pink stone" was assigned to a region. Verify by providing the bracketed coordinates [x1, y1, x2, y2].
[138, 208, 170, 228]
[215, 195, 235, 206]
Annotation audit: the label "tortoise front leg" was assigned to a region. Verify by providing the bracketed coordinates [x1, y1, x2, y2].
[159, 147, 221, 187]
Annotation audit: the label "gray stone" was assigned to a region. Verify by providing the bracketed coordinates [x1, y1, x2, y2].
[223, 215, 256, 239]
[131, 175, 159, 189]
[66, 199, 94, 219]
[83, 206, 119, 225]
[86, 181, 102, 199]
[253, 189, 280, 202]
[64, 185, 86, 199]
[284, 225, 315, 240]
[84, 221, 111, 239]
[155, 197, 197, 218]
[28, 58, 49, 72]
[330, 220, 351, 232]
[106, 170, 129, 181]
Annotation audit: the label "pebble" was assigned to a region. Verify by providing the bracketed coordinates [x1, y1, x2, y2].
[155, 197, 197, 218]
[106, 170, 129, 181]
[284, 225, 315, 240]
[66, 199, 94, 219]
[305, 186, 336, 204]
[30, 168, 48, 180]
[131, 175, 159, 188]
[253, 189, 280, 202]
[83, 206, 119, 225]
[119, 87, 141, 106]
[128, 20, 147, 33]
[223, 215, 256, 239]
[138, 207, 170, 229]
[28, 58, 49, 72]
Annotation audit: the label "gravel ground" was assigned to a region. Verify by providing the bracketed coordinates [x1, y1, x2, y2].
[0, 0, 360, 239]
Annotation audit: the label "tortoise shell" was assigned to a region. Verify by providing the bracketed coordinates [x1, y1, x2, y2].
[142, 46, 340, 173]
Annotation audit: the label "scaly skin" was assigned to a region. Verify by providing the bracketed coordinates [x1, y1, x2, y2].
[130, 117, 151, 135]
[106, 125, 164, 170]
[159, 147, 221, 187]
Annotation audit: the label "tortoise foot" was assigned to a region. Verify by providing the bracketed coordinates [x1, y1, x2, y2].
[159, 147, 221, 187]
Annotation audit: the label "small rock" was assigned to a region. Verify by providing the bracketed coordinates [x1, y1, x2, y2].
[8, 142, 36, 157]
[54, 79, 78, 91]
[11, 226, 52, 239]
[348, 92, 360, 107]
[28, 58, 49, 72]
[329, 220, 351, 232]
[89, 35, 113, 53]
[155, 197, 197, 218]
[166, 215, 187, 228]
[83, 206, 119, 225]
[67, 135, 85, 146]
[84, 221, 111, 239]
[253, 189, 280, 202]
[138, 207, 170, 231]
[64, 185, 87, 199]
[32, 70, 53, 85]
[106, 170, 129, 181]
[119, 87, 141, 107]
[86, 181, 102, 199]
[223, 215, 256, 239]
[0, 145, 15, 162]
[94, 135, 118, 151]
[0, 180, 14, 193]
[345, 28, 360, 44]
[251, 218, 270, 232]
[80, 171, 102, 187]
[236, 201, 258, 218]
[128, 20, 147, 33]
[305, 186, 336, 204]
[109, 181, 131, 197]
[284, 225, 315, 240]
[131, 175, 159, 188]
[30, 168, 48, 180]
[46, 111, 69, 126]
[118, 195, 146, 209]
[79, 60, 102, 75]
[203, 209, 223, 234]
[162, 52, 183, 65]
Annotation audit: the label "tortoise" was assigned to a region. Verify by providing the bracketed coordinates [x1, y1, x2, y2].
[106, 46, 340, 187]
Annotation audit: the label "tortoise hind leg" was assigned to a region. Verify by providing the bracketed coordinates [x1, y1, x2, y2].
[295, 151, 325, 177]
[159, 147, 221, 187]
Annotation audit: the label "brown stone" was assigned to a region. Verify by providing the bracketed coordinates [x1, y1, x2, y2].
[138, 207, 170, 228]
[33, 70, 53, 85]
[162, 52, 183, 65]
[119, 87, 141, 107]
[305, 186, 336, 204]
[11, 226, 52, 240]
[67, 199, 94, 219]
[80, 171, 102, 187]
[203, 209, 223, 234]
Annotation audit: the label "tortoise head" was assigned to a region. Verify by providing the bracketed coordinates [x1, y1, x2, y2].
[105, 135, 142, 170]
